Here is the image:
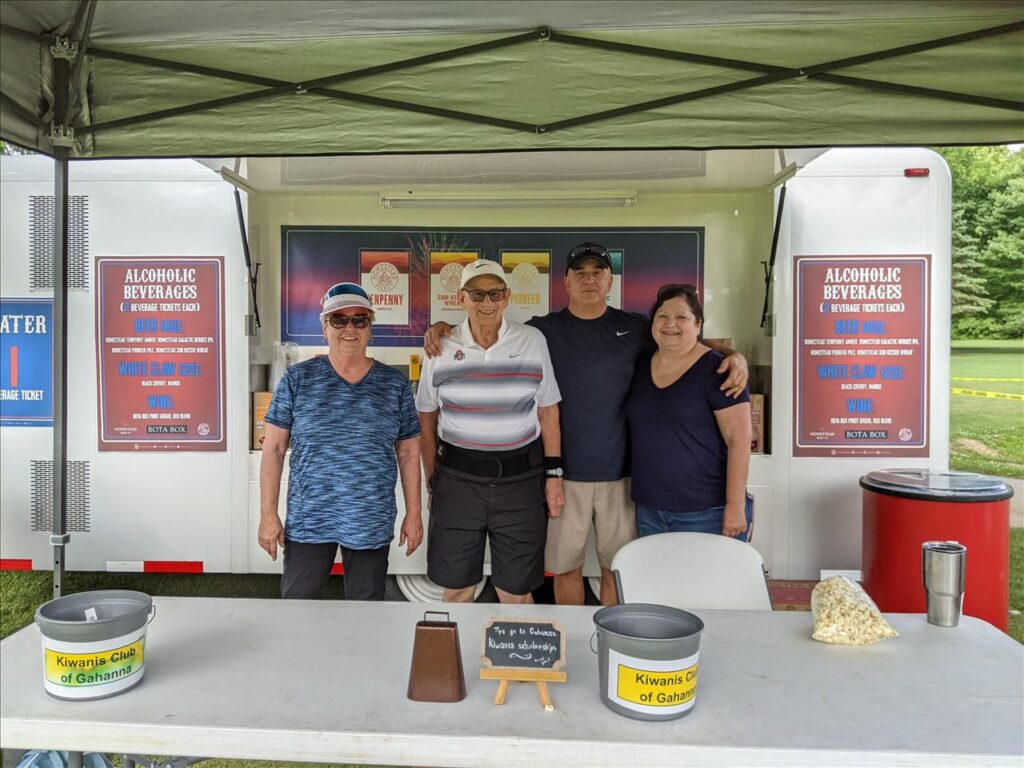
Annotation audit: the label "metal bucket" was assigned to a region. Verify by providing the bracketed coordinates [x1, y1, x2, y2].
[592, 603, 704, 721]
[35, 590, 155, 701]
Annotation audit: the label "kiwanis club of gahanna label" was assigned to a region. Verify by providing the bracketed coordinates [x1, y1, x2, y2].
[608, 647, 700, 715]
[42, 626, 146, 699]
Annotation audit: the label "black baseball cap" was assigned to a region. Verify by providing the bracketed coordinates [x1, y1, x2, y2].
[566, 242, 612, 273]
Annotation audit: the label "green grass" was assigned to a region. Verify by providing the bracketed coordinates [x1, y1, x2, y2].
[950, 339, 1024, 350]
[1011, 527, 1024, 643]
[949, 341, 1024, 477]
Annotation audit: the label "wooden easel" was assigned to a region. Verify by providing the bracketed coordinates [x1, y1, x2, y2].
[480, 617, 566, 711]
[480, 667, 567, 710]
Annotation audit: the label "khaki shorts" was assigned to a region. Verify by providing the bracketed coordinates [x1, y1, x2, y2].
[545, 478, 636, 573]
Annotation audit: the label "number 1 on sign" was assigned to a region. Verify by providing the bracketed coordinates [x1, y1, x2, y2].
[8, 346, 17, 388]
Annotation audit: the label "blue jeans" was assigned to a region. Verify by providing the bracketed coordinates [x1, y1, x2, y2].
[636, 495, 754, 542]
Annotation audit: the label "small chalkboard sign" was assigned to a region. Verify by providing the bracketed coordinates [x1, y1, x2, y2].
[482, 618, 566, 670]
[480, 617, 566, 710]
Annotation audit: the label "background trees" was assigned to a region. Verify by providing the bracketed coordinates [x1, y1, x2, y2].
[936, 146, 1023, 339]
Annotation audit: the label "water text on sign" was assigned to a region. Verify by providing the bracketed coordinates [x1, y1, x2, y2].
[0, 314, 46, 334]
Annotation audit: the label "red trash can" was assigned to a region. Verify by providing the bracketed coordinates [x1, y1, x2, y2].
[860, 470, 1013, 631]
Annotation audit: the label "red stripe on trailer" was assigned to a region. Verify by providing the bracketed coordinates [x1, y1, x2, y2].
[330, 563, 346, 575]
[0, 559, 32, 570]
[143, 561, 204, 573]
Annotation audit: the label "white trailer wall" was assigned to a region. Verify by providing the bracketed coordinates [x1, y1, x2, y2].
[0, 157, 249, 573]
[774, 148, 951, 578]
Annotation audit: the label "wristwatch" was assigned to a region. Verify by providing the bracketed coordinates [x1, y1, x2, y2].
[545, 467, 564, 478]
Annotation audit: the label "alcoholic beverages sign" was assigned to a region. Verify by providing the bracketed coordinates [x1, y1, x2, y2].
[794, 255, 930, 457]
[96, 257, 226, 451]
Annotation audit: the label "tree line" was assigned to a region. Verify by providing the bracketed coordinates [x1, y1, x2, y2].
[935, 146, 1023, 340]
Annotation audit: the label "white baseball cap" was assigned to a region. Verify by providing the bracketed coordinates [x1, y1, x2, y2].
[319, 282, 374, 321]
[459, 260, 507, 289]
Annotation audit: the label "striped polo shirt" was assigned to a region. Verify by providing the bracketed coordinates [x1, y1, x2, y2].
[416, 317, 561, 451]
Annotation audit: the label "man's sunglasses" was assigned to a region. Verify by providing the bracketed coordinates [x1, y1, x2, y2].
[327, 314, 371, 329]
[464, 288, 508, 303]
[569, 243, 610, 260]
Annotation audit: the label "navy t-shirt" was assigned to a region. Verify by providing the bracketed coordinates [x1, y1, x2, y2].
[528, 308, 650, 481]
[626, 349, 750, 513]
[264, 357, 421, 549]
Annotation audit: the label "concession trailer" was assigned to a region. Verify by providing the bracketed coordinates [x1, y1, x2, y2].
[0, 1, 1019, 601]
[0, 145, 953, 600]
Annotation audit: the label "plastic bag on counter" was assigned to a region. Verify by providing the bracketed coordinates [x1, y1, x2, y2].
[811, 576, 899, 645]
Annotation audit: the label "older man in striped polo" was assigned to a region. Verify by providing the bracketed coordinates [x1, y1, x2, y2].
[416, 260, 564, 604]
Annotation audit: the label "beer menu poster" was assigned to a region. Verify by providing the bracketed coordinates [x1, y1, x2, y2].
[794, 255, 930, 458]
[96, 256, 226, 452]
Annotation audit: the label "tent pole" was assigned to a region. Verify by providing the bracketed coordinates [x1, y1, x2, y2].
[50, 53, 72, 599]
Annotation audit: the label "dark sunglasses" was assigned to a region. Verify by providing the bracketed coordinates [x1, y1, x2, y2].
[569, 243, 610, 260]
[657, 283, 699, 298]
[327, 314, 371, 329]
[464, 287, 507, 302]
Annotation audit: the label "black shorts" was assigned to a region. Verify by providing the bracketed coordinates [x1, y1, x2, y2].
[427, 470, 547, 596]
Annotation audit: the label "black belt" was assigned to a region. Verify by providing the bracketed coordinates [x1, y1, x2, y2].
[437, 439, 543, 485]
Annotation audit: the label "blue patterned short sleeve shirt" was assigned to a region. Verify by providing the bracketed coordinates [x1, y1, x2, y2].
[265, 357, 420, 549]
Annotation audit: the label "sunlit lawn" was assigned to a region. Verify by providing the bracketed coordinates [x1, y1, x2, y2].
[949, 340, 1024, 478]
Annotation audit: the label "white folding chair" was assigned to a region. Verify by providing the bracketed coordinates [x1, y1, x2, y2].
[611, 532, 772, 610]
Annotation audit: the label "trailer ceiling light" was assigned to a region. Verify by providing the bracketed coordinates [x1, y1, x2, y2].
[380, 191, 638, 209]
[904, 168, 930, 177]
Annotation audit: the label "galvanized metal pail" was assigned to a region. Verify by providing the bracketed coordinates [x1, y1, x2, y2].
[592, 603, 704, 721]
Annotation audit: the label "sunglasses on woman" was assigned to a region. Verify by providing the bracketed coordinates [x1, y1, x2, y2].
[327, 314, 371, 329]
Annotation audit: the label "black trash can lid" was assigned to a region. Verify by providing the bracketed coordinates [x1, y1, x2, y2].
[860, 469, 1014, 502]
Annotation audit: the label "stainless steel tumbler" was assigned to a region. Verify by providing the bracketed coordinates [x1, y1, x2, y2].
[922, 541, 966, 627]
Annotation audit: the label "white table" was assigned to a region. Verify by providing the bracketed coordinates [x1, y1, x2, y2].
[2, 598, 1022, 767]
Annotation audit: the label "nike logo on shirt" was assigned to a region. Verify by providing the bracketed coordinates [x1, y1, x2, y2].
[616, 330, 630, 336]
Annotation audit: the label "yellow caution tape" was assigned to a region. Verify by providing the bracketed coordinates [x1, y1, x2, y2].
[950, 377, 1024, 383]
[951, 388, 1024, 401]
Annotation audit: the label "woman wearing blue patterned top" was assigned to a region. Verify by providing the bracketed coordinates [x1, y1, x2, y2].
[259, 282, 422, 600]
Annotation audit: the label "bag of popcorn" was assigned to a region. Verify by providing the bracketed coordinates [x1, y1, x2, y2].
[811, 576, 899, 645]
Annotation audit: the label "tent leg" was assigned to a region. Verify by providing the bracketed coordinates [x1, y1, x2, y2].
[51, 148, 70, 599]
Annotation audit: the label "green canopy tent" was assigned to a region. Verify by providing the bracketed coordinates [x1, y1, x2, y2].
[1, 0, 1022, 157]
[0, 0, 1022, 597]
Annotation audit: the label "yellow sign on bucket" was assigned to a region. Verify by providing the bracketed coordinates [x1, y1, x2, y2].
[35, 590, 154, 701]
[611, 649, 699, 713]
